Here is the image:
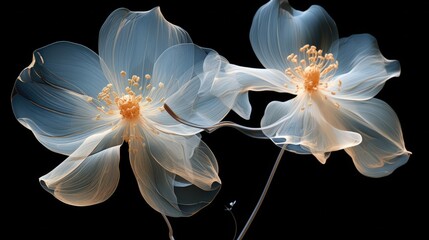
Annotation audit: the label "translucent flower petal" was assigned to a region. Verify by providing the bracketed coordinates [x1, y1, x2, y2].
[261, 94, 362, 163]
[250, 0, 338, 71]
[328, 34, 401, 101]
[160, 45, 239, 131]
[145, 129, 221, 191]
[18, 41, 110, 97]
[129, 133, 220, 217]
[151, 43, 209, 101]
[99, 7, 192, 91]
[339, 98, 410, 177]
[147, 44, 218, 135]
[161, 77, 224, 134]
[224, 65, 291, 92]
[12, 42, 120, 155]
[211, 66, 289, 119]
[159, 45, 289, 125]
[39, 129, 122, 206]
[211, 65, 295, 119]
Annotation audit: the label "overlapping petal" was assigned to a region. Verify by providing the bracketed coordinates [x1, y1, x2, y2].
[39, 129, 123, 206]
[250, 0, 338, 71]
[261, 94, 362, 163]
[129, 127, 220, 217]
[161, 44, 239, 130]
[212, 64, 296, 119]
[247, 0, 409, 177]
[99, 7, 192, 91]
[146, 44, 213, 135]
[336, 99, 410, 177]
[327, 34, 401, 101]
[12, 42, 120, 155]
[145, 129, 220, 191]
[13, 6, 229, 219]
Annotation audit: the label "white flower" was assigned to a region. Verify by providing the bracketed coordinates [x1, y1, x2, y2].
[214, 0, 410, 177]
[11, 7, 223, 217]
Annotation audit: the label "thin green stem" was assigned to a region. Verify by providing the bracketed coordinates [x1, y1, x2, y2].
[162, 214, 175, 240]
[237, 146, 286, 240]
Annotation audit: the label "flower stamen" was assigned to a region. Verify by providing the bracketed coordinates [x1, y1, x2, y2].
[94, 71, 169, 121]
[285, 45, 339, 94]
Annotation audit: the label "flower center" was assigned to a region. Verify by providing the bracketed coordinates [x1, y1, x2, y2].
[93, 71, 166, 122]
[115, 89, 142, 121]
[285, 44, 338, 94]
[303, 66, 320, 92]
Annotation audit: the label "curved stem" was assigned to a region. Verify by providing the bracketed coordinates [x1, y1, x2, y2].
[226, 205, 238, 240]
[162, 214, 175, 240]
[237, 146, 286, 240]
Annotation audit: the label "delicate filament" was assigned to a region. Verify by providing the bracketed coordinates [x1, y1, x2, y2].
[94, 71, 168, 122]
[285, 45, 339, 94]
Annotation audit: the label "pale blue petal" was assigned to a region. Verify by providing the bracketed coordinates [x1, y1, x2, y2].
[12, 43, 120, 155]
[230, 92, 252, 120]
[129, 132, 220, 217]
[328, 34, 401, 101]
[339, 98, 410, 177]
[150, 43, 207, 100]
[39, 129, 123, 206]
[179, 51, 245, 122]
[261, 94, 361, 163]
[250, 0, 338, 71]
[158, 46, 289, 126]
[40, 147, 120, 206]
[99, 7, 192, 91]
[219, 65, 295, 118]
[146, 44, 217, 135]
[19, 42, 110, 97]
[153, 44, 240, 133]
[145, 130, 220, 191]
[224, 64, 291, 92]
[161, 78, 219, 134]
[206, 63, 291, 120]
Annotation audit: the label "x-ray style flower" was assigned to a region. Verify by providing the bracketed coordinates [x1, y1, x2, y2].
[11, 7, 226, 217]
[213, 0, 410, 177]
[251, 0, 410, 177]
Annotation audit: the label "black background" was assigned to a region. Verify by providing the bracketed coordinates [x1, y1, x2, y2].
[3, 0, 425, 239]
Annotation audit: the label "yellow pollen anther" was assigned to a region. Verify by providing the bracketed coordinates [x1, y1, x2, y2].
[116, 94, 141, 120]
[334, 102, 340, 109]
[300, 44, 310, 52]
[132, 75, 140, 82]
[145, 74, 151, 80]
[303, 66, 320, 93]
[146, 84, 152, 90]
[125, 87, 133, 94]
[96, 82, 147, 121]
[285, 44, 339, 94]
[158, 82, 164, 88]
[120, 71, 127, 78]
